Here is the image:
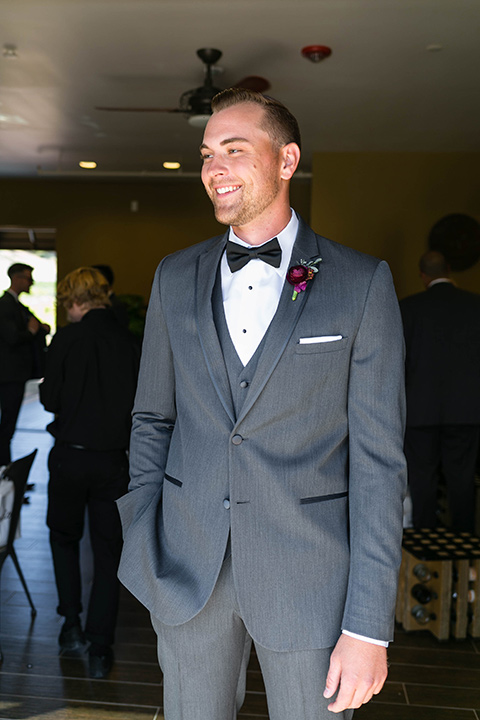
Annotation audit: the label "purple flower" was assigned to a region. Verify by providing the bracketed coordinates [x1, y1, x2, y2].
[286, 256, 322, 300]
[286, 264, 310, 286]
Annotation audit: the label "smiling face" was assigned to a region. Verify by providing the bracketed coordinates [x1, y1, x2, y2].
[200, 103, 299, 243]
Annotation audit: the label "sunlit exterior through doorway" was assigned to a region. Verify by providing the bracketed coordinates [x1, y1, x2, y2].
[0, 249, 57, 340]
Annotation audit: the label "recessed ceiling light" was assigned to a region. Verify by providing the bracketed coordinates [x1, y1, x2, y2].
[79, 161, 97, 169]
[163, 161, 181, 170]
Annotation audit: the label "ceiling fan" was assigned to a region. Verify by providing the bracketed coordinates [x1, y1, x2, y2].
[95, 48, 271, 126]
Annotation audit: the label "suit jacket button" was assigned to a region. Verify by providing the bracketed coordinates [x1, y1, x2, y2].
[232, 434, 243, 445]
[223, 499, 231, 509]
[239, 381, 248, 388]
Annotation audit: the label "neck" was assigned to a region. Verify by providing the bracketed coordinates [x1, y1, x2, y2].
[231, 205, 292, 247]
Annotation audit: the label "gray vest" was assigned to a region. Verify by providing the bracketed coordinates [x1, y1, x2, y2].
[213, 269, 271, 559]
[212, 270, 267, 420]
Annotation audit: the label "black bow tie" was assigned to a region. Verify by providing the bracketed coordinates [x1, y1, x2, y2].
[226, 238, 282, 273]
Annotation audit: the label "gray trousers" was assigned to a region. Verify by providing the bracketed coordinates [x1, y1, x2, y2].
[151, 556, 354, 720]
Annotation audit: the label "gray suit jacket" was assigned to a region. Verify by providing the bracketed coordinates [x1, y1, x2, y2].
[118, 217, 407, 651]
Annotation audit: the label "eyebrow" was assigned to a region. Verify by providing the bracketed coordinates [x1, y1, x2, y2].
[199, 137, 250, 151]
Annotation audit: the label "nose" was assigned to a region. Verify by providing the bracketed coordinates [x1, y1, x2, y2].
[204, 155, 228, 178]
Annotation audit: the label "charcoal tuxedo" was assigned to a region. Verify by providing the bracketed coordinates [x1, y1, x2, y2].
[400, 282, 480, 427]
[118, 216, 406, 654]
[0, 291, 47, 464]
[400, 281, 480, 531]
[0, 291, 44, 383]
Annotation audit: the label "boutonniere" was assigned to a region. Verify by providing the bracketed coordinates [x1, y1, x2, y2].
[286, 256, 322, 300]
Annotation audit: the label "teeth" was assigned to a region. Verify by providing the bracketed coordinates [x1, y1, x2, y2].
[216, 186, 239, 195]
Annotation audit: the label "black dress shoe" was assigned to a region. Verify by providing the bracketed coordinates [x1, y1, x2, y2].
[58, 622, 86, 650]
[88, 647, 113, 679]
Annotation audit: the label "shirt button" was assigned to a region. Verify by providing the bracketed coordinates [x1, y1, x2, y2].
[223, 499, 231, 509]
[232, 434, 243, 445]
[240, 381, 248, 389]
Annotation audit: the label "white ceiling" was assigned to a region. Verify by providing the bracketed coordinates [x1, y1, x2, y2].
[1, 0, 479, 178]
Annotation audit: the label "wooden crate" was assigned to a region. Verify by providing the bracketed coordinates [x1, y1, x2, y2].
[397, 528, 480, 640]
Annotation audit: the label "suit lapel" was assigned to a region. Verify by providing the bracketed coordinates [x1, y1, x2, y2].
[195, 233, 236, 425]
[235, 218, 322, 425]
[194, 220, 322, 427]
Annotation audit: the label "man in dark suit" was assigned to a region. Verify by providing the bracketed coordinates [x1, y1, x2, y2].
[400, 250, 480, 533]
[92, 264, 130, 329]
[117, 89, 406, 719]
[0, 263, 50, 465]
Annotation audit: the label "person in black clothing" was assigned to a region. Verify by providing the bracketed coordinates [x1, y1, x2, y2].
[40, 267, 139, 678]
[400, 251, 480, 533]
[92, 263, 130, 329]
[0, 263, 50, 465]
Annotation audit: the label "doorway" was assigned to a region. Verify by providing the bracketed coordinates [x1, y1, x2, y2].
[0, 247, 57, 337]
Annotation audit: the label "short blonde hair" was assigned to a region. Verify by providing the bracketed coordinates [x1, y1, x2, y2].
[57, 267, 111, 309]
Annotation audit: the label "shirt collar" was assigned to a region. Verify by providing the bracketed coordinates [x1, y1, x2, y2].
[7, 288, 19, 301]
[427, 278, 454, 289]
[226, 209, 299, 279]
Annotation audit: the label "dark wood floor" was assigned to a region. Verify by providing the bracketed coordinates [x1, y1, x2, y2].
[0, 383, 479, 719]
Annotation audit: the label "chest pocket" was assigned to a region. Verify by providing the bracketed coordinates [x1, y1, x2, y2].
[294, 336, 349, 355]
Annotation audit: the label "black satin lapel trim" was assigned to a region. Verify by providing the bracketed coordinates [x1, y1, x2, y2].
[236, 223, 322, 426]
[195, 237, 235, 425]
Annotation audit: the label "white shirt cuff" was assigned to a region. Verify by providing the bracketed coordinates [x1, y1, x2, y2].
[342, 630, 388, 647]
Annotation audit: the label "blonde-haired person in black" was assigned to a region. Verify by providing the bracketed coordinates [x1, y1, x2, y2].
[41, 267, 139, 678]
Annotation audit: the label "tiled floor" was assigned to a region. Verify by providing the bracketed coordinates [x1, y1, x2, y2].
[0, 383, 479, 719]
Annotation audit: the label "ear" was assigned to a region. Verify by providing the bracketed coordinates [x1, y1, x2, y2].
[280, 142, 301, 180]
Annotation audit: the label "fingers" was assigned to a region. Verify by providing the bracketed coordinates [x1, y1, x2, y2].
[323, 634, 388, 713]
[323, 654, 341, 699]
[28, 317, 40, 334]
[327, 675, 380, 713]
[327, 670, 387, 712]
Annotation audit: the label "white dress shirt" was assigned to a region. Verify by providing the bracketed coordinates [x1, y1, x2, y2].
[221, 211, 298, 366]
[220, 211, 388, 648]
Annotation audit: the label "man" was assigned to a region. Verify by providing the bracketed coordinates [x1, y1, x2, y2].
[40, 267, 139, 678]
[0, 263, 50, 466]
[92, 264, 130, 329]
[118, 89, 406, 718]
[400, 250, 480, 532]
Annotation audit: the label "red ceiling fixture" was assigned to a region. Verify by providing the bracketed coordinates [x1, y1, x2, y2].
[301, 45, 332, 63]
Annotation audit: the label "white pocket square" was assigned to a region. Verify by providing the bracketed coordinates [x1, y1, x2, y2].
[298, 335, 343, 345]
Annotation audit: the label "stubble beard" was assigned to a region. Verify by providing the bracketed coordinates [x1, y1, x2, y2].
[209, 174, 281, 229]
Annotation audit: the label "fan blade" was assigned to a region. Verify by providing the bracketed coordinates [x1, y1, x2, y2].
[95, 106, 184, 113]
[233, 76, 271, 93]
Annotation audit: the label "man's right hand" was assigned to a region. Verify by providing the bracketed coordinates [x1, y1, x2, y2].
[27, 317, 40, 335]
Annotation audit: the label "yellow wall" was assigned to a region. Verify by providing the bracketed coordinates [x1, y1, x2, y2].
[2, 155, 479, 306]
[0, 178, 311, 303]
[310, 153, 480, 299]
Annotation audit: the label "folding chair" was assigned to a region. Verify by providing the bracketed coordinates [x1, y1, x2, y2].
[0, 449, 38, 662]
